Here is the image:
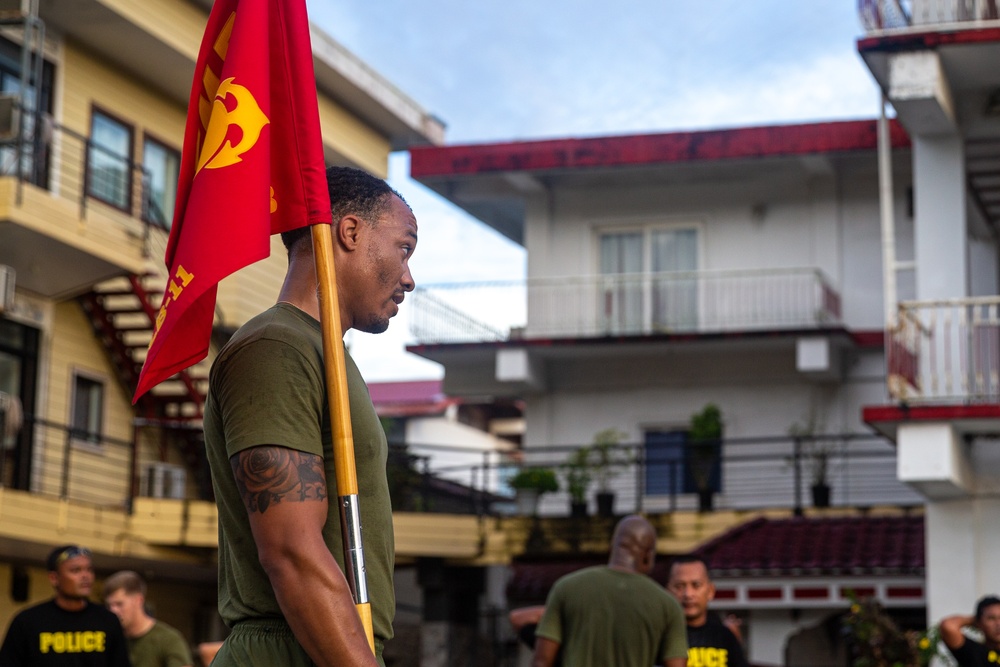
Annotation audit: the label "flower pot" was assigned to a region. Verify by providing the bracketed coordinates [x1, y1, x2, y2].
[515, 488, 540, 515]
[596, 491, 615, 518]
[698, 488, 714, 513]
[811, 482, 831, 508]
[570, 501, 588, 518]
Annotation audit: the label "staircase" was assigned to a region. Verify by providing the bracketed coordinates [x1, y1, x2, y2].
[79, 273, 207, 421]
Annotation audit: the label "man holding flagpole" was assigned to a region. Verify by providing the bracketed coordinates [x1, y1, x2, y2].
[130, 0, 411, 662]
[203, 166, 416, 666]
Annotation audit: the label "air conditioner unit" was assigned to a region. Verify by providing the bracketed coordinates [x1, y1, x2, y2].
[0, 94, 19, 143]
[0, 265, 14, 314]
[141, 462, 187, 499]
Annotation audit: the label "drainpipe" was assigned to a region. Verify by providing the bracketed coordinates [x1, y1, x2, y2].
[878, 94, 898, 332]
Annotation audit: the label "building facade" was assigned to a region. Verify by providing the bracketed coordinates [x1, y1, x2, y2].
[405, 3, 1000, 662]
[0, 0, 446, 656]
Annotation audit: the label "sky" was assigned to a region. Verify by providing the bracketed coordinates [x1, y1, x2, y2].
[304, 1, 884, 382]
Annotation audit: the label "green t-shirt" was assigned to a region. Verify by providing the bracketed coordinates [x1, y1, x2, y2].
[128, 621, 192, 667]
[204, 303, 395, 643]
[536, 566, 687, 667]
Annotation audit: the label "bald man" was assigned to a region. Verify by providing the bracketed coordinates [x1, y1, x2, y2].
[532, 515, 688, 667]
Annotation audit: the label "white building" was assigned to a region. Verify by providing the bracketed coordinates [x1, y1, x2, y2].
[402, 3, 1000, 663]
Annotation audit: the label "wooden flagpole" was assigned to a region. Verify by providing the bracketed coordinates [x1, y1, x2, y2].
[311, 223, 376, 654]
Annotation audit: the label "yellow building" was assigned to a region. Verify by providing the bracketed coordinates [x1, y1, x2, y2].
[0, 0, 445, 651]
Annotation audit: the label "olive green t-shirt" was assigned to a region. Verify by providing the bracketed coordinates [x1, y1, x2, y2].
[536, 566, 687, 667]
[128, 620, 192, 667]
[203, 303, 395, 644]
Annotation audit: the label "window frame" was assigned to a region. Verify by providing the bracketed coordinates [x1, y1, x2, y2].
[644, 428, 723, 497]
[141, 132, 181, 230]
[86, 105, 135, 214]
[594, 222, 702, 334]
[69, 369, 105, 450]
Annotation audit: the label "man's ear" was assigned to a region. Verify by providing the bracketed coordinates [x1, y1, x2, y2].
[335, 214, 363, 251]
[707, 581, 716, 602]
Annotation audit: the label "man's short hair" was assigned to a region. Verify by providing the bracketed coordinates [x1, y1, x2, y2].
[976, 595, 1000, 620]
[103, 570, 147, 598]
[46, 545, 91, 572]
[670, 555, 711, 574]
[280, 166, 406, 253]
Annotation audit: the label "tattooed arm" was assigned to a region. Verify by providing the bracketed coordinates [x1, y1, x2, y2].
[232, 446, 377, 667]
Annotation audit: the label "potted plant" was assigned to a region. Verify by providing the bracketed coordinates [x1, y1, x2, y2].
[807, 442, 833, 508]
[688, 404, 722, 512]
[789, 420, 834, 509]
[562, 447, 592, 518]
[589, 428, 629, 517]
[509, 467, 559, 516]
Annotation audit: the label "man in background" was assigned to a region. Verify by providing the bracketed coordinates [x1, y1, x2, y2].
[104, 570, 192, 667]
[667, 555, 748, 667]
[940, 595, 1000, 667]
[0, 544, 131, 666]
[532, 515, 687, 667]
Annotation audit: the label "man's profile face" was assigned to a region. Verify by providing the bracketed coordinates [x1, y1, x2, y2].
[353, 194, 417, 334]
[49, 554, 94, 601]
[979, 603, 1000, 646]
[105, 589, 144, 630]
[667, 561, 715, 626]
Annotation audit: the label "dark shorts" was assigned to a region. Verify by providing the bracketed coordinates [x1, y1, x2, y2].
[212, 619, 385, 667]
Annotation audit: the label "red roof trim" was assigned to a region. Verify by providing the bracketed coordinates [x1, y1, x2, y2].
[850, 330, 885, 348]
[858, 27, 1000, 54]
[863, 403, 1000, 425]
[410, 120, 911, 178]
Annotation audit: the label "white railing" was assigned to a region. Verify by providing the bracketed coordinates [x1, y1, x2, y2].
[410, 268, 841, 345]
[859, 0, 1000, 33]
[889, 296, 1000, 403]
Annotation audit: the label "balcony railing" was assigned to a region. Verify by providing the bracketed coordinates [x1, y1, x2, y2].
[859, 0, 1000, 33]
[461, 433, 921, 517]
[888, 296, 1000, 403]
[0, 107, 169, 257]
[410, 268, 841, 345]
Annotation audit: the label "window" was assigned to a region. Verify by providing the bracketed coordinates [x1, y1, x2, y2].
[0, 36, 55, 187]
[87, 109, 133, 211]
[142, 136, 180, 228]
[644, 429, 722, 496]
[70, 373, 103, 445]
[599, 227, 698, 334]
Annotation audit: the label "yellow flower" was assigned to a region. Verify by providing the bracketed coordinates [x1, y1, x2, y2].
[851, 604, 861, 614]
[919, 637, 930, 649]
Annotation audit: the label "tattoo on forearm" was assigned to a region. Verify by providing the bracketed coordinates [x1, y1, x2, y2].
[231, 446, 327, 514]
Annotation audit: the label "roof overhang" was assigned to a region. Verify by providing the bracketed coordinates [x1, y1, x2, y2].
[863, 403, 1000, 441]
[40, 0, 443, 149]
[409, 119, 910, 245]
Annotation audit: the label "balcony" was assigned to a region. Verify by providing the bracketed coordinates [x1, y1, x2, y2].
[0, 111, 164, 300]
[859, 0, 1000, 33]
[888, 296, 1000, 404]
[410, 267, 841, 345]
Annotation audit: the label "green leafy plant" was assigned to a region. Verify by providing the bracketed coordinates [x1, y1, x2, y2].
[563, 447, 593, 503]
[509, 467, 559, 494]
[689, 404, 722, 492]
[843, 594, 942, 667]
[589, 428, 629, 492]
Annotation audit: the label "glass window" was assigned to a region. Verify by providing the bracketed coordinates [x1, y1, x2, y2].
[87, 110, 132, 211]
[644, 429, 722, 496]
[599, 227, 698, 334]
[0, 36, 55, 187]
[142, 137, 180, 229]
[71, 373, 103, 444]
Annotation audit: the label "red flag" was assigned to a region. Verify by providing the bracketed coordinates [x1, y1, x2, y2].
[134, 0, 332, 402]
